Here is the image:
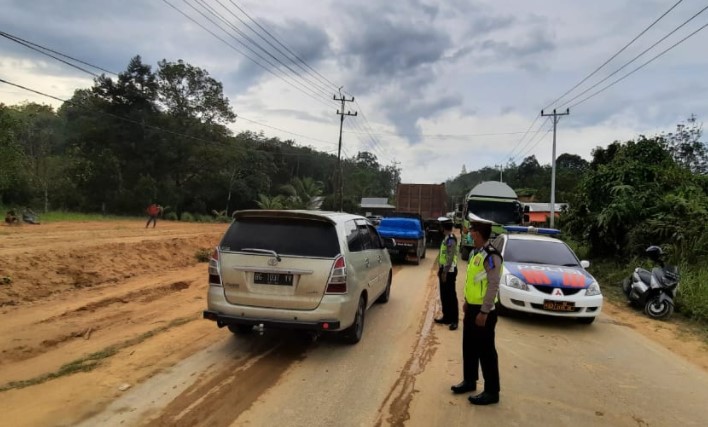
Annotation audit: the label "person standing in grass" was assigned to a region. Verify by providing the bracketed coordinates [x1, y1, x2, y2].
[145, 203, 162, 228]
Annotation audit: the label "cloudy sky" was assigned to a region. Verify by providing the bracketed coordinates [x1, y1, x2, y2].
[1, 0, 707, 183]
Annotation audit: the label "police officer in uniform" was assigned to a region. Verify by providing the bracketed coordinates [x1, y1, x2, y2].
[434, 218, 459, 330]
[451, 213, 503, 405]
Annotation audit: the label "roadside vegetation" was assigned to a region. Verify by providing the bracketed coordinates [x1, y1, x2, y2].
[2, 54, 705, 329]
[448, 116, 708, 327]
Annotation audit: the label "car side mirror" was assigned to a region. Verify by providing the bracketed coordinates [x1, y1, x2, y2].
[384, 238, 396, 249]
[580, 260, 590, 269]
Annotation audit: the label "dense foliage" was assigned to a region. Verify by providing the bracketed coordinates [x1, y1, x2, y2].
[0, 56, 400, 216]
[446, 118, 707, 322]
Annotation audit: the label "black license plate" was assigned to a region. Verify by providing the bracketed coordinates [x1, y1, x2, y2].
[542, 300, 576, 312]
[254, 272, 293, 286]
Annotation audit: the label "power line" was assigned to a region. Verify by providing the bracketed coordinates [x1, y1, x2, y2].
[350, 98, 394, 162]
[0, 31, 344, 151]
[161, 0, 335, 111]
[514, 121, 554, 162]
[235, 115, 337, 146]
[503, 113, 542, 164]
[191, 0, 334, 99]
[228, 0, 341, 91]
[1, 31, 102, 78]
[505, 1, 697, 165]
[557, 4, 708, 110]
[0, 77, 342, 156]
[182, 0, 335, 103]
[342, 127, 552, 139]
[0, 30, 118, 76]
[210, 0, 336, 96]
[509, 116, 550, 163]
[570, 20, 708, 110]
[544, 0, 684, 110]
[0, 77, 231, 145]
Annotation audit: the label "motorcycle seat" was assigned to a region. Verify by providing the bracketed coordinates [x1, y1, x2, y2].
[637, 269, 652, 284]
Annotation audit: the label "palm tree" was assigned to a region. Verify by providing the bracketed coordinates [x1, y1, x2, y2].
[280, 177, 324, 209]
[255, 194, 285, 209]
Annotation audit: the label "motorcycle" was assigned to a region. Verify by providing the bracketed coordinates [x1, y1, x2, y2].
[622, 246, 680, 320]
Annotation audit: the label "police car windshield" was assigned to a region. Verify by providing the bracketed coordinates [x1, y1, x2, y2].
[504, 239, 579, 266]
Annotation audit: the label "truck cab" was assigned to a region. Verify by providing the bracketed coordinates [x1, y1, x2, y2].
[459, 181, 523, 260]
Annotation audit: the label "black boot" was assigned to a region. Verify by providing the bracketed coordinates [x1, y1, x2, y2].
[468, 391, 499, 405]
[451, 381, 476, 394]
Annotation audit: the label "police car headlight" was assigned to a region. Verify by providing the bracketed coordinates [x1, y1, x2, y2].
[504, 274, 528, 291]
[586, 282, 602, 296]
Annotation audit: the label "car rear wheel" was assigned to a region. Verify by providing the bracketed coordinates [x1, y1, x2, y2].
[377, 271, 392, 304]
[228, 324, 253, 335]
[576, 317, 596, 325]
[343, 296, 366, 344]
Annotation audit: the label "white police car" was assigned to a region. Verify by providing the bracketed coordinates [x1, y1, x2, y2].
[493, 226, 602, 324]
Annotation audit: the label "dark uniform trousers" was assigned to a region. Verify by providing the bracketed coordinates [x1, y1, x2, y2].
[438, 267, 458, 322]
[463, 304, 500, 393]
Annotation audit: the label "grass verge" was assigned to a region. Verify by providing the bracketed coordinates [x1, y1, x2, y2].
[589, 260, 708, 340]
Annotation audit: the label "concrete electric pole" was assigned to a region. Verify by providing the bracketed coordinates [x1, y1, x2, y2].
[334, 89, 357, 212]
[540, 108, 570, 228]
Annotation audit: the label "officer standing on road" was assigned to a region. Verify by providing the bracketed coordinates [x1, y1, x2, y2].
[434, 218, 459, 331]
[451, 213, 503, 405]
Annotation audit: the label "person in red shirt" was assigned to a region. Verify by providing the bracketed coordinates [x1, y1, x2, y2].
[145, 203, 162, 228]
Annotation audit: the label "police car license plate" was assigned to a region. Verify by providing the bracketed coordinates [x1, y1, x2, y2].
[254, 272, 293, 286]
[542, 300, 575, 312]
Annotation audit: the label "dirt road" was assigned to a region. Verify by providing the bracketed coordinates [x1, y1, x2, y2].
[1, 221, 707, 426]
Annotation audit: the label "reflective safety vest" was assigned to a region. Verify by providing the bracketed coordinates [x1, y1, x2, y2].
[465, 245, 503, 305]
[439, 234, 458, 269]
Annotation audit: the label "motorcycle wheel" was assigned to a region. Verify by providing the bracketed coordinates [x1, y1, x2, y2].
[644, 296, 674, 320]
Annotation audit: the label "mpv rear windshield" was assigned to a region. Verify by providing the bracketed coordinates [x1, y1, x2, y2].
[221, 217, 340, 258]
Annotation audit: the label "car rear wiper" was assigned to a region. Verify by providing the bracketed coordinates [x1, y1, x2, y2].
[241, 248, 282, 262]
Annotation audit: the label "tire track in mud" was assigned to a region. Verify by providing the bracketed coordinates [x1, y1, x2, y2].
[2, 280, 195, 363]
[145, 266, 407, 427]
[41, 280, 191, 322]
[374, 262, 440, 427]
[144, 334, 311, 427]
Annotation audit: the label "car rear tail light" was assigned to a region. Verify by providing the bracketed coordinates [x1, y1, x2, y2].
[208, 246, 222, 287]
[326, 255, 347, 294]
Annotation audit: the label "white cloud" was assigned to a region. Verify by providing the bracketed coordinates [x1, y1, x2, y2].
[1, 0, 706, 184]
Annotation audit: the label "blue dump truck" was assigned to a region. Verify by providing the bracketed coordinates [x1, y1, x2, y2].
[377, 216, 427, 265]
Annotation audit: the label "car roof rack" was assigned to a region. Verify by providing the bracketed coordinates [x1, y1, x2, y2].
[503, 225, 561, 236]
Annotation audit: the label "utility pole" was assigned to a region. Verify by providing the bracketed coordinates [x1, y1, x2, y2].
[334, 89, 357, 212]
[541, 108, 570, 228]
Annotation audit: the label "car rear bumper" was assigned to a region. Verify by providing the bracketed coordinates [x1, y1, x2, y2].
[499, 286, 603, 318]
[203, 310, 341, 331]
[205, 286, 356, 331]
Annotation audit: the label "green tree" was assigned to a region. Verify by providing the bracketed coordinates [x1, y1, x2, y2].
[661, 115, 707, 174]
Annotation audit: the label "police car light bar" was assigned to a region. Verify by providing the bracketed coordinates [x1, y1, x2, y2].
[503, 225, 561, 235]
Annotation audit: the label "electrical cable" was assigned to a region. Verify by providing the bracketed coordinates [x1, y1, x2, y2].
[557, 4, 708, 109]
[544, 0, 685, 110]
